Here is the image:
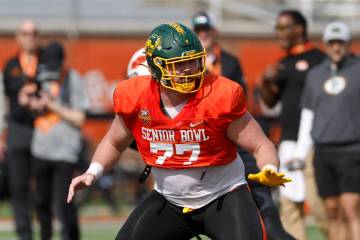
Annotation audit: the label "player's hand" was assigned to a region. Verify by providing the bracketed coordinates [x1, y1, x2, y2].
[67, 173, 96, 203]
[28, 91, 49, 112]
[248, 168, 291, 187]
[18, 83, 37, 107]
[285, 159, 306, 171]
[262, 64, 283, 83]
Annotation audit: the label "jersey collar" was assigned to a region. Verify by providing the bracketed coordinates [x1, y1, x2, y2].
[287, 42, 315, 56]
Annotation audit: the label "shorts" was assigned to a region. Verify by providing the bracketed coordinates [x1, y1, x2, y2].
[314, 143, 360, 198]
[116, 184, 266, 240]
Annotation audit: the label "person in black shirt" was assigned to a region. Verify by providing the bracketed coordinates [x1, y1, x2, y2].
[2, 19, 42, 240]
[0, 75, 5, 161]
[191, 11, 246, 89]
[192, 11, 295, 240]
[259, 10, 326, 240]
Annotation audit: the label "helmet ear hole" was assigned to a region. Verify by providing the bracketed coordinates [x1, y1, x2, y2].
[154, 57, 162, 66]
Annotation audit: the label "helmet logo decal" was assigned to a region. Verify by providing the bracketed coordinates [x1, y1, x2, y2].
[168, 23, 185, 35]
[145, 34, 161, 57]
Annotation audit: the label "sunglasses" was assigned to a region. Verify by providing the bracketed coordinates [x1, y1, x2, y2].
[19, 30, 38, 37]
[194, 26, 212, 33]
[274, 24, 295, 32]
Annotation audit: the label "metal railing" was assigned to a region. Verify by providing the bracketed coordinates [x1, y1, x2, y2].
[0, 0, 358, 36]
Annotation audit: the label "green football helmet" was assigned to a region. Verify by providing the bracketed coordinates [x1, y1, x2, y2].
[145, 23, 206, 93]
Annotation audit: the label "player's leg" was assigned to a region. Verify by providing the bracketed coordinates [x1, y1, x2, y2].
[53, 161, 80, 240]
[33, 157, 53, 240]
[115, 190, 196, 240]
[304, 151, 328, 236]
[323, 196, 347, 240]
[277, 141, 307, 240]
[259, 194, 296, 240]
[338, 149, 360, 240]
[241, 150, 295, 240]
[279, 196, 306, 240]
[340, 193, 360, 240]
[52, 161, 80, 240]
[314, 145, 346, 240]
[203, 184, 266, 240]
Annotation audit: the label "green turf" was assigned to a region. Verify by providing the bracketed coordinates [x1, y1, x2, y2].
[1, 201, 327, 240]
[307, 225, 326, 240]
[0, 202, 12, 217]
[0, 226, 327, 240]
[0, 228, 117, 240]
[0, 231, 17, 240]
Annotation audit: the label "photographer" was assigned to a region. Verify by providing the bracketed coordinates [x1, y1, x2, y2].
[20, 41, 89, 240]
[2, 19, 43, 240]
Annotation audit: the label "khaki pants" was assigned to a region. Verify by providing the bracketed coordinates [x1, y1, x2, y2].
[304, 151, 328, 235]
[280, 196, 306, 240]
[280, 151, 328, 240]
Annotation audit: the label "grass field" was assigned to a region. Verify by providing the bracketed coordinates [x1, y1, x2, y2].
[0, 227, 326, 240]
[0, 225, 119, 240]
[0, 201, 326, 240]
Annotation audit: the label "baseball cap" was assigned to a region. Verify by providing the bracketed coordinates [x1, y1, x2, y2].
[42, 41, 65, 71]
[323, 21, 351, 43]
[37, 41, 65, 81]
[191, 11, 215, 31]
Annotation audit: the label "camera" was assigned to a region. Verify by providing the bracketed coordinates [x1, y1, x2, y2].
[34, 63, 61, 96]
[34, 42, 64, 96]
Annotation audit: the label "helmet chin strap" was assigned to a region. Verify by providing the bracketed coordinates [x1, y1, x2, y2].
[152, 71, 160, 82]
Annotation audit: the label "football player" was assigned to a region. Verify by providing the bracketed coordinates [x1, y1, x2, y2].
[127, 46, 296, 240]
[68, 23, 290, 240]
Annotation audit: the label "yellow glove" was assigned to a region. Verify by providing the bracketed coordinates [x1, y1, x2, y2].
[248, 168, 292, 187]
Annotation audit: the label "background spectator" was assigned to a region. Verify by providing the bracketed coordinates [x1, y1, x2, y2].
[191, 11, 246, 89]
[2, 19, 42, 240]
[0, 73, 9, 201]
[0, 73, 5, 161]
[259, 10, 326, 240]
[20, 41, 89, 240]
[295, 21, 360, 240]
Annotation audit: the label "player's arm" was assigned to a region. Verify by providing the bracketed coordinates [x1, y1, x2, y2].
[227, 111, 291, 187]
[227, 111, 278, 169]
[288, 108, 314, 171]
[67, 114, 133, 203]
[47, 101, 86, 127]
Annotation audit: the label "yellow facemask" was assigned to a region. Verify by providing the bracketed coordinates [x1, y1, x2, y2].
[154, 50, 206, 93]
